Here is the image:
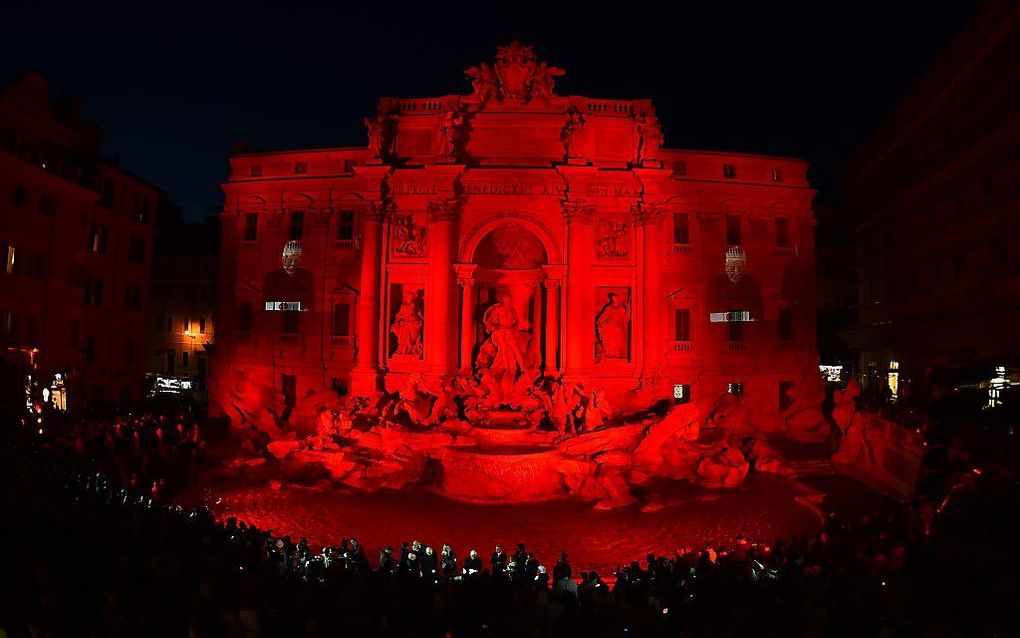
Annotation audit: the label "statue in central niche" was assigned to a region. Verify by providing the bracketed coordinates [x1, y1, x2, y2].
[480, 293, 526, 401]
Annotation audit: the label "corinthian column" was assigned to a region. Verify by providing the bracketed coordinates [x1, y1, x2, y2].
[562, 200, 596, 380]
[350, 200, 388, 395]
[543, 278, 561, 373]
[457, 273, 476, 373]
[634, 201, 667, 384]
[425, 197, 459, 375]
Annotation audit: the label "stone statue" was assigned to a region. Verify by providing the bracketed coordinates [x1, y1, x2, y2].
[364, 117, 383, 160]
[595, 292, 630, 362]
[465, 62, 497, 103]
[480, 293, 527, 401]
[438, 109, 465, 160]
[482, 294, 526, 374]
[531, 61, 565, 100]
[597, 220, 628, 258]
[585, 389, 614, 430]
[561, 107, 587, 162]
[393, 215, 426, 256]
[636, 113, 664, 166]
[391, 291, 423, 356]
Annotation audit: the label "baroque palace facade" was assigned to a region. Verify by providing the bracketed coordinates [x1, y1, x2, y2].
[210, 44, 817, 428]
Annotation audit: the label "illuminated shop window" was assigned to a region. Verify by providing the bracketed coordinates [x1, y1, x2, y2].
[887, 360, 899, 402]
[728, 382, 744, 395]
[673, 384, 690, 404]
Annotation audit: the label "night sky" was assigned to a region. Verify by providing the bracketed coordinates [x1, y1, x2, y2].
[1, 1, 978, 220]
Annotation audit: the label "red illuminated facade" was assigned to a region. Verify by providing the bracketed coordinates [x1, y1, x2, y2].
[210, 44, 818, 430]
[0, 75, 158, 408]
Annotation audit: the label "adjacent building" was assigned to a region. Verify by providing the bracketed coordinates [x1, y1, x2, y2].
[209, 44, 818, 429]
[148, 216, 219, 395]
[0, 74, 159, 409]
[839, 0, 1020, 402]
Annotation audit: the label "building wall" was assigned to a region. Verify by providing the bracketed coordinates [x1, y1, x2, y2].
[0, 74, 158, 408]
[209, 62, 818, 429]
[839, 0, 1020, 396]
[149, 254, 217, 384]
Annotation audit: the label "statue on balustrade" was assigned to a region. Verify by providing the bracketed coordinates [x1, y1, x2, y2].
[561, 106, 587, 162]
[595, 292, 630, 362]
[636, 113, 664, 166]
[391, 291, 423, 356]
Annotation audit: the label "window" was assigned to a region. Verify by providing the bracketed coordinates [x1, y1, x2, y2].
[775, 218, 790, 248]
[88, 224, 108, 253]
[779, 308, 793, 342]
[183, 317, 191, 333]
[166, 316, 173, 332]
[2, 312, 15, 341]
[728, 314, 744, 342]
[84, 277, 103, 306]
[166, 349, 175, 374]
[250, 164, 263, 178]
[125, 338, 134, 364]
[294, 161, 308, 175]
[197, 355, 208, 378]
[128, 237, 146, 264]
[337, 210, 355, 241]
[199, 317, 206, 334]
[289, 211, 304, 241]
[282, 311, 299, 335]
[237, 301, 253, 332]
[673, 384, 691, 404]
[727, 382, 744, 395]
[38, 193, 56, 216]
[723, 164, 737, 179]
[332, 303, 351, 336]
[771, 168, 784, 182]
[124, 285, 141, 311]
[84, 335, 96, 365]
[674, 308, 691, 342]
[25, 315, 37, 346]
[672, 212, 690, 244]
[725, 215, 741, 246]
[4, 246, 15, 275]
[182, 351, 189, 368]
[244, 213, 258, 241]
[12, 185, 27, 207]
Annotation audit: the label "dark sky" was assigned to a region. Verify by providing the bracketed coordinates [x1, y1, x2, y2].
[1, 1, 978, 220]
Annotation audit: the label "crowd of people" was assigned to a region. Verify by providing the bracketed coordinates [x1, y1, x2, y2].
[1, 407, 1017, 636]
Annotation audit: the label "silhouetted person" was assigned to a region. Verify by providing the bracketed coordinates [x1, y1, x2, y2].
[491, 544, 507, 575]
[464, 549, 482, 575]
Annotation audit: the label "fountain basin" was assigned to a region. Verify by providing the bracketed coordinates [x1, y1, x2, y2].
[437, 443, 573, 503]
